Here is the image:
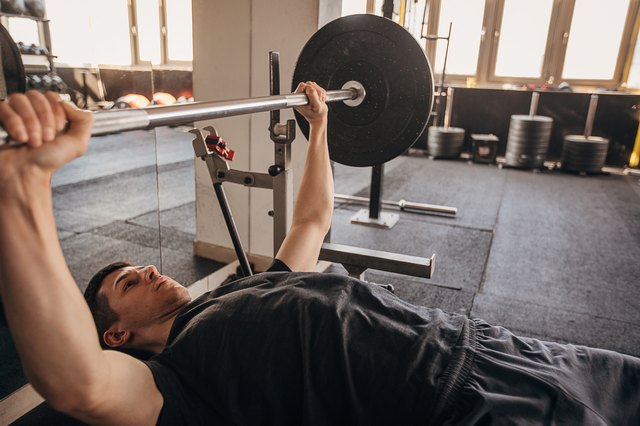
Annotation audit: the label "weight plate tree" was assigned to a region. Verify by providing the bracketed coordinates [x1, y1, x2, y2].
[561, 94, 609, 174]
[292, 14, 434, 167]
[427, 87, 464, 159]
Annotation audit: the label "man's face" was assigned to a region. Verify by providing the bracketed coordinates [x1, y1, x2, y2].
[99, 265, 191, 336]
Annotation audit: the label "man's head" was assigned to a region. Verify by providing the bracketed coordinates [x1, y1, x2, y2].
[84, 262, 191, 354]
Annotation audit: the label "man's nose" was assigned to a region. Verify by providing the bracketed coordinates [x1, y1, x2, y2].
[143, 265, 159, 283]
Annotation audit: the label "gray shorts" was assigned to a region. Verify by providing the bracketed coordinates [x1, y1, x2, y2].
[432, 319, 640, 425]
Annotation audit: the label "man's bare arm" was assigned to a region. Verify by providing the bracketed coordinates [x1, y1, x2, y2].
[275, 82, 332, 272]
[0, 92, 162, 424]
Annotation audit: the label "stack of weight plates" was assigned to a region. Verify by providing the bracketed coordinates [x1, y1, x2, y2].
[561, 135, 609, 174]
[504, 115, 553, 169]
[427, 126, 465, 159]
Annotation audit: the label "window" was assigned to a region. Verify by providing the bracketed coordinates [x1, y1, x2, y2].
[5, 17, 39, 45]
[403, 0, 428, 43]
[435, 0, 486, 76]
[562, 0, 630, 80]
[165, 0, 193, 62]
[46, 0, 192, 67]
[628, 35, 640, 88]
[494, 0, 554, 78]
[47, 0, 132, 66]
[408, 0, 640, 88]
[136, 0, 162, 64]
[342, 0, 368, 16]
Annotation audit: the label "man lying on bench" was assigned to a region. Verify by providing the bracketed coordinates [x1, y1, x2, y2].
[0, 87, 638, 425]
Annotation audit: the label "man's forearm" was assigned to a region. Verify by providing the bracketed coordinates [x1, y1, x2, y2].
[291, 118, 333, 230]
[0, 172, 106, 409]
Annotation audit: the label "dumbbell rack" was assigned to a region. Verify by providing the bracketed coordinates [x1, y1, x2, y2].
[0, 11, 58, 91]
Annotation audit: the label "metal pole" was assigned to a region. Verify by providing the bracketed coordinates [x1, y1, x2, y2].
[335, 193, 458, 216]
[368, 164, 384, 219]
[0, 87, 360, 148]
[438, 22, 452, 127]
[269, 51, 293, 254]
[529, 92, 540, 117]
[584, 94, 599, 139]
[443, 86, 454, 130]
[213, 182, 253, 277]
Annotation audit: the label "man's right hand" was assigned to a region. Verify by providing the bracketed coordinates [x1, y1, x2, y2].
[0, 91, 93, 183]
[293, 81, 328, 126]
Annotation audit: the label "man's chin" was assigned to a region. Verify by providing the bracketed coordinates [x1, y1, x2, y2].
[163, 288, 191, 311]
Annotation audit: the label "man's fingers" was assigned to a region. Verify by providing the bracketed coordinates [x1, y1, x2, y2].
[60, 101, 93, 151]
[304, 81, 321, 111]
[294, 82, 306, 94]
[0, 100, 28, 143]
[45, 92, 67, 133]
[6, 94, 42, 147]
[26, 90, 56, 142]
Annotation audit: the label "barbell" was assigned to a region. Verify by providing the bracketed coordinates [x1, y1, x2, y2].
[0, 14, 434, 167]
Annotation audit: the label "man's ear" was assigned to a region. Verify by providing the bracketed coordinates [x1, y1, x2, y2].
[103, 328, 131, 348]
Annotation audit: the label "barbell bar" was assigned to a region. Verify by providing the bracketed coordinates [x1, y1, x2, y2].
[0, 83, 363, 149]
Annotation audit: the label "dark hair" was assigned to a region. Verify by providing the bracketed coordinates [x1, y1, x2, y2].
[84, 261, 131, 349]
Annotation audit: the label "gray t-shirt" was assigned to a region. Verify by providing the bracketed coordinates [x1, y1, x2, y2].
[144, 269, 467, 425]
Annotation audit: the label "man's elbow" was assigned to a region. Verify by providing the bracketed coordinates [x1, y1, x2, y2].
[319, 198, 334, 232]
[39, 380, 106, 419]
[305, 213, 333, 235]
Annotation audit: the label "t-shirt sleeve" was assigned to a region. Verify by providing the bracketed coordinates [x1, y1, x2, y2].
[144, 359, 202, 425]
[265, 258, 291, 272]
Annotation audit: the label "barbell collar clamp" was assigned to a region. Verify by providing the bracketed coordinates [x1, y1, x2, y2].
[341, 81, 366, 107]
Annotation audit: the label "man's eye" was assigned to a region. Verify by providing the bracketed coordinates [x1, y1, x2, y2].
[124, 282, 133, 290]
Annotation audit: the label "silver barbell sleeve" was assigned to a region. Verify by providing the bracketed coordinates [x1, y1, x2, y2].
[0, 86, 362, 149]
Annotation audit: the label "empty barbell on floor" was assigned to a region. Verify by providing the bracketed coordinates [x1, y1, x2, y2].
[0, 14, 434, 167]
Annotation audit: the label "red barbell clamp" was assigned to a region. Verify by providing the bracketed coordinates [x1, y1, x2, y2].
[205, 135, 235, 161]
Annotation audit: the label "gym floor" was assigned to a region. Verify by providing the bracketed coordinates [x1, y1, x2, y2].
[2, 126, 639, 406]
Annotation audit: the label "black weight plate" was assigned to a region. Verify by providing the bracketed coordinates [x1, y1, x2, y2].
[507, 145, 549, 154]
[429, 126, 464, 136]
[0, 23, 26, 96]
[564, 135, 609, 145]
[563, 147, 608, 156]
[507, 141, 551, 150]
[563, 141, 608, 148]
[507, 135, 550, 146]
[509, 121, 553, 129]
[292, 14, 433, 167]
[428, 126, 463, 157]
[509, 124, 553, 133]
[507, 133, 552, 143]
[563, 154, 608, 163]
[510, 114, 553, 124]
[508, 126, 553, 136]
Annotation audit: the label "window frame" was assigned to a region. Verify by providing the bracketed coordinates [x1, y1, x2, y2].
[553, 0, 638, 88]
[159, 0, 193, 67]
[622, 2, 640, 87]
[484, 0, 562, 85]
[418, 0, 640, 89]
[129, 0, 192, 69]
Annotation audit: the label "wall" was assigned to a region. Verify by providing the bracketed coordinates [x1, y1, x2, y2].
[192, 0, 343, 266]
